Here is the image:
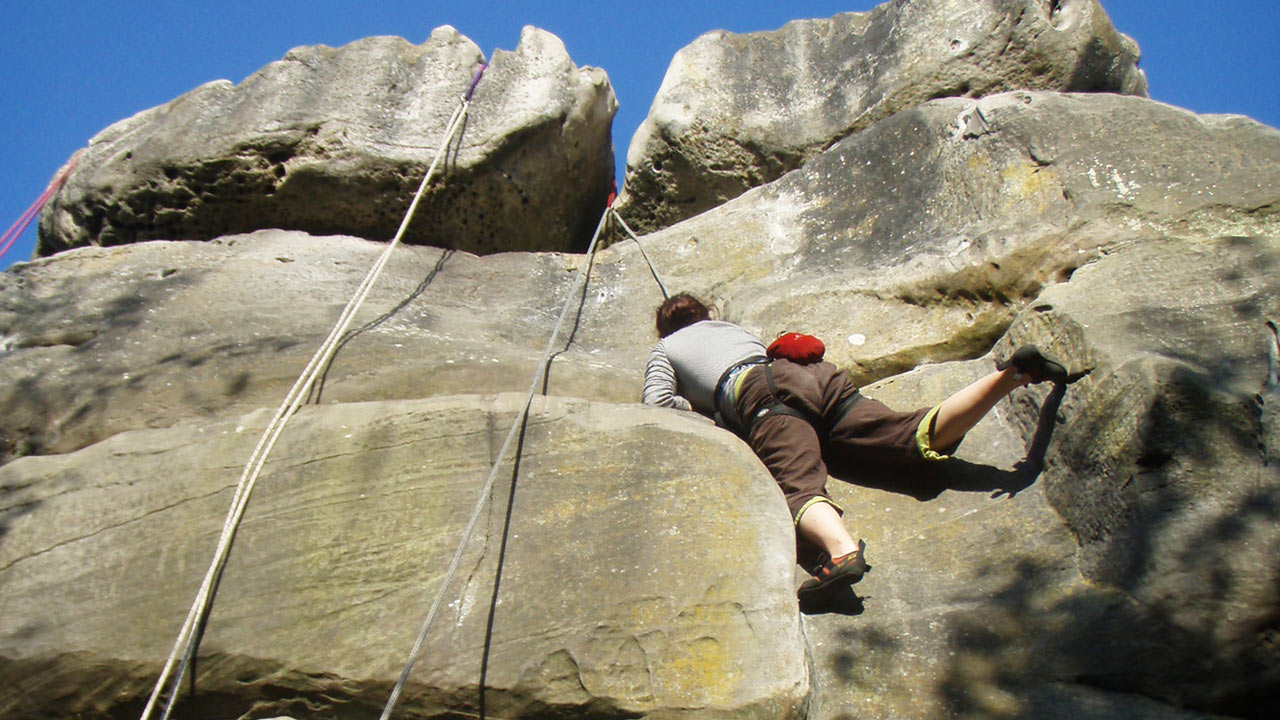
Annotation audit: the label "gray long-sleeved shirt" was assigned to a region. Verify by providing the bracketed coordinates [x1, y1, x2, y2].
[642, 320, 767, 415]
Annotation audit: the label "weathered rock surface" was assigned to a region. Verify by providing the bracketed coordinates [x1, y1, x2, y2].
[802, 236, 1280, 719]
[6, 240, 1274, 719]
[37, 26, 616, 256]
[615, 0, 1148, 235]
[5, 6, 1280, 718]
[6, 93, 1276, 468]
[0, 395, 807, 719]
[600, 92, 1280, 386]
[1022, 237, 1280, 712]
[0, 230, 649, 464]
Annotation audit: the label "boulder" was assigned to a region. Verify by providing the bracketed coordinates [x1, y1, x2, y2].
[799, 236, 1279, 718]
[1017, 236, 1280, 712]
[0, 395, 808, 719]
[4, 20, 1280, 717]
[36, 26, 616, 256]
[0, 230, 652, 465]
[614, 0, 1148, 235]
[5, 93, 1278, 469]
[598, 92, 1280, 387]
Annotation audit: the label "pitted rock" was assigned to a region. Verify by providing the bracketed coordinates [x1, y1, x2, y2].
[37, 26, 617, 257]
[614, 0, 1147, 235]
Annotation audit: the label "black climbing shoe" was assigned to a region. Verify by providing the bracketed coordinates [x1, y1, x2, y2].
[798, 540, 869, 603]
[997, 345, 1068, 384]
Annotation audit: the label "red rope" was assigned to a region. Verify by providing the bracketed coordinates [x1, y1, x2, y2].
[0, 155, 79, 264]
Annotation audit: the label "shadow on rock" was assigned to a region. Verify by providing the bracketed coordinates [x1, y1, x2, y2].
[800, 586, 867, 617]
[0, 484, 42, 544]
[917, 350, 1280, 716]
[832, 383, 1068, 502]
[0, 265, 207, 467]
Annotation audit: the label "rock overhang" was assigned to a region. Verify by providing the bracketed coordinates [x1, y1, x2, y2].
[37, 26, 618, 258]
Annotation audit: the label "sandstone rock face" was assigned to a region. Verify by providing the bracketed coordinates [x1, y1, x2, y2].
[598, 93, 1280, 387]
[0, 395, 807, 719]
[5, 90, 1276, 718]
[615, 0, 1147, 235]
[4, 91, 1278, 478]
[5, 9, 1280, 719]
[801, 236, 1280, 719]
[0, 230, 651, 464]
[37, 26, 616, 256]
[1020, 237, 1280, 711]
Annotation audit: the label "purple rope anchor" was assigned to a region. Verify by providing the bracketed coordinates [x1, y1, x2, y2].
[465, 61, 488, 101]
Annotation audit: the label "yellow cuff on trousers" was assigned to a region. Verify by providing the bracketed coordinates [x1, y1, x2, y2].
[794, 496, 844, 527]
[915, 404, 951, 461]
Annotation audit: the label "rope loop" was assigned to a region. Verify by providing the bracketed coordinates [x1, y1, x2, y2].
[141, 68, 484, 720]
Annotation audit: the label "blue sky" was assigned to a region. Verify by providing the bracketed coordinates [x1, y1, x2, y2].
[2, 1, 1277, 269]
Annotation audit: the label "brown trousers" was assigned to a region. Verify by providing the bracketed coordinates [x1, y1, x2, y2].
[733, 359, 936, 520]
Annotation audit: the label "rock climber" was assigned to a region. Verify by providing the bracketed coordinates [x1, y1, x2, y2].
[641, 293, 1067, 604]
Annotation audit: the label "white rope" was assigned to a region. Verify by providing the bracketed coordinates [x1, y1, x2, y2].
[610, 209, 668, 300]
[377, 205, 612, 720]
[140, 96, 474, 720]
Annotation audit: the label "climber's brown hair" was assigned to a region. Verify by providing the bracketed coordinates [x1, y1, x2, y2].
[656, 293, 711, 338]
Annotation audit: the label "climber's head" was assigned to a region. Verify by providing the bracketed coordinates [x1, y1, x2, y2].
[656, 293, 711, 338]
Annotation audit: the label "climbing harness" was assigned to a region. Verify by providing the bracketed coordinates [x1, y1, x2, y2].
[140, 63, 488, 720]
[0, 154, 79, 264]
[756, 362, 863, 438]
[718, 359, 864, 440]
[712, 356, 767, 431]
